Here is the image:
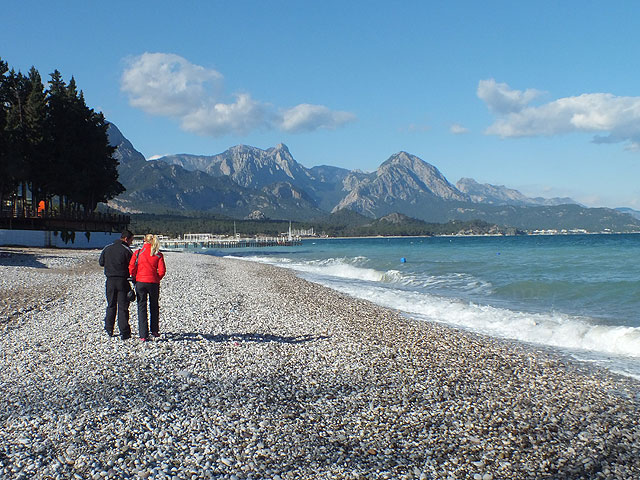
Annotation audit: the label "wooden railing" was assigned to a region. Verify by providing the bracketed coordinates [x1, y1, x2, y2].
[0, 207, 130, 233]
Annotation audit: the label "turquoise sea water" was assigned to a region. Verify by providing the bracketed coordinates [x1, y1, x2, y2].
[203, 234, 640, 379]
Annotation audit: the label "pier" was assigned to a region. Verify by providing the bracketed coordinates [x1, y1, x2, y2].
[152, 234, 302, 250]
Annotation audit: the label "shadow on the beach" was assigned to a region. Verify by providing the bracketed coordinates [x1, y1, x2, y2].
[0, 250, 48, 268]
[163, 332, 330, 344]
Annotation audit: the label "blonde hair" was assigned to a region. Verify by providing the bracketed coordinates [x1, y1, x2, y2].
[144, 234, 161, 256]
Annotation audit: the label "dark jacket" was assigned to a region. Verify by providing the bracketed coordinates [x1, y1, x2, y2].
[99, 239, 133, 278]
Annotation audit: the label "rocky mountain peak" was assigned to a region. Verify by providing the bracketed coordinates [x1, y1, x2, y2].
[108, 121, 630, 231]
[333, 152, 469, 216]
[272, 143, 291, 154]
[227, 144, 263, 157]
[457, 177, 579, 206]
[268, 143, 296, 171]
[377, 152, 468, 202]
[384, 151, 417, 165]
[106, 123, 146, 166]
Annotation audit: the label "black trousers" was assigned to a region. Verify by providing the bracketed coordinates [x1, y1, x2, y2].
[105, 277, 131, 338]
[136, 282, 160, 339]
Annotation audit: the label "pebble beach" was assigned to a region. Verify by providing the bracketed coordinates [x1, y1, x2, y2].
[1, 248, 639, 480]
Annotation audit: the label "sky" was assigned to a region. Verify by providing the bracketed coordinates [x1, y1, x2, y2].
[3, 1, 640, 208]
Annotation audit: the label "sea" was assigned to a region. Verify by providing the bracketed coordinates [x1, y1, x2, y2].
[201, 234, 640, 380]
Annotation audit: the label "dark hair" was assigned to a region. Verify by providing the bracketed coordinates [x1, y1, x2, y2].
[121, 229, 133, 240]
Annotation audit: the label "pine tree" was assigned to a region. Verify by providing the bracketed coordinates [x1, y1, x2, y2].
[24, 67, 49, 216]
[1, 62, 126, 220]
[69, 88, 124, 212]
[61, 76, 84, 211]
[0, 57, 13, 212]
[4, 68, 30, 215]
[45, 70, 73, 212]
[45, 72, 125, 214]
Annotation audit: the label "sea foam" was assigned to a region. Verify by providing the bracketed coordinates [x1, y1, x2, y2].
[234, 254, 640, 378]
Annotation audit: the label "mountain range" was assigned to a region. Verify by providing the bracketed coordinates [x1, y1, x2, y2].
[107, 123, 640, 232]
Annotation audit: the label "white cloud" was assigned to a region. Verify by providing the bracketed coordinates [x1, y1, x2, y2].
[121, 52, 355, 137]
[121, 52, 223, 117]
[477, 79, 543, 115]
[450, 123, 469, 134]
[479, 79, 640, 150]
[180, 93, 271, 136]
[279, 104, 356, 133]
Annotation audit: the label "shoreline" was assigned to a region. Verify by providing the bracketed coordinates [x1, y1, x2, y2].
[222, 235, 640, 382]
[1, 248, 639, 479]
[292, 231, 640, 241]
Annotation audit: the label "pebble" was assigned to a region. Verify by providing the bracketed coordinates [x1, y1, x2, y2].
[0, 248, 639, 479]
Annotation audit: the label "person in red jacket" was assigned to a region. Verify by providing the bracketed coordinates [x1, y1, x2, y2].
[129, 234, 166, 341]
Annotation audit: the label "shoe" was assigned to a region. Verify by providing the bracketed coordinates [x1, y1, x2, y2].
[121, 334, 131, 340]
[104, 329, 114, 337]
[151, 332, 160, 338]
[140, 337, 148, 342]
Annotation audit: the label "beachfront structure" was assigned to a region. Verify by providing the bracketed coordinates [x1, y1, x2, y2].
[162, 233, 302, 249]
[0, 201, 130, 248]
[183, 233, 218, 243]
[289, 226, 315, 237]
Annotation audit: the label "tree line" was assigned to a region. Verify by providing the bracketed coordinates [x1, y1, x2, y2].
[130, 213, 519, 238]
[0, 57, 124, 218]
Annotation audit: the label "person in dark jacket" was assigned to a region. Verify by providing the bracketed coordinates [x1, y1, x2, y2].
[99, 230, 134, 339]
[129, 234, 166, 341]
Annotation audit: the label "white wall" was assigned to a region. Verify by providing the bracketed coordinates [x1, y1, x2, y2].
[0, 230, 119, 249]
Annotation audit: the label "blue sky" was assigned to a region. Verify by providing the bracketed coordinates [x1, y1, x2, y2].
[3, 1, 640, 208]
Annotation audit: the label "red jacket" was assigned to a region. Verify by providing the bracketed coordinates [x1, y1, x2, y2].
[129, 244, 166, 284]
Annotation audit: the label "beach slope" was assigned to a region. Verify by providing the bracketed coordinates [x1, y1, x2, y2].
[1, 248, 639, 479]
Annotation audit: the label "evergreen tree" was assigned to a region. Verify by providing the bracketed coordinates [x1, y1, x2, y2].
[1, 62, 126, 219]
[45, 70, 73, 211]
[70, 90, 124, 211]
[0, 58, 13, 211]
[4, 68, 30, 215]
[61, 76, 85, 210]
[24, 67, 49, 216]
[69, 79, 122, 211]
